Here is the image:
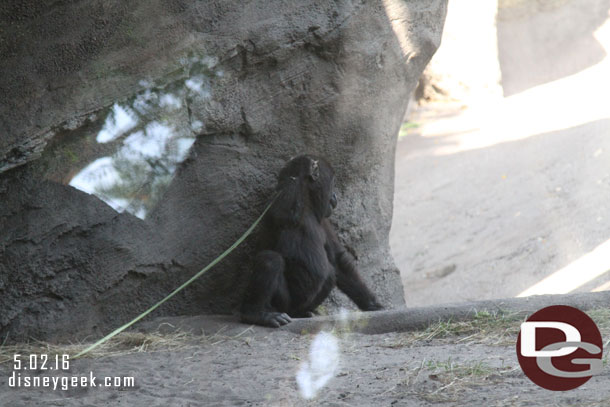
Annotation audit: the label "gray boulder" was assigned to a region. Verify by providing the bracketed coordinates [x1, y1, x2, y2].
[0, 0, 447, 341]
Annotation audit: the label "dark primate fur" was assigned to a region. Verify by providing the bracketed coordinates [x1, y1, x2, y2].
[241, 155, 383, 327]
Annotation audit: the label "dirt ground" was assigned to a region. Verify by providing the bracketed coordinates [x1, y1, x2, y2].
[3, 307, 610, 407]
[391, 106, 610, 306]
[2, 308, 610, 407]
[391, 1, 610, 307]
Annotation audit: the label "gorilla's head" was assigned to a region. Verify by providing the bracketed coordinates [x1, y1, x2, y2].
[273, 155, 337, 225]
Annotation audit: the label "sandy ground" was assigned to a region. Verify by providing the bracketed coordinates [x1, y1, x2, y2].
[391, 4, 610, 307]
[391, 105, 610, 307]
[2, 308, 610, 407]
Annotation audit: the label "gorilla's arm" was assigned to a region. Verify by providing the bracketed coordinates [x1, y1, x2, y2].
[323, 220, 384, 311]
[335, 250, 384, 311]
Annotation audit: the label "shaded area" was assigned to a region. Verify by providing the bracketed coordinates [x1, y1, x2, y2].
[0, 0, 448, 342]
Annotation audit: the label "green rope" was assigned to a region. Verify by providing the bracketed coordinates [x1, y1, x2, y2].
[73, 197, 275, 358]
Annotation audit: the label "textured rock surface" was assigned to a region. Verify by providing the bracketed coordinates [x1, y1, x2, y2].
[497, 0, 610, 96]
[0, 0, 447, 341]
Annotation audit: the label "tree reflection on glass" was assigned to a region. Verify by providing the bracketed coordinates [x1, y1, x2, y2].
[68, 56, 218, 219]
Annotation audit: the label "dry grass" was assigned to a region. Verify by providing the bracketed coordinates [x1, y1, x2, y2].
[588, 308, 610, 337]
[3, 307, 610, 364]
[383, 307, 610, 349]
[382, 309, 526, 348]
[383, 355, 519, 404]
[393, 307, 610, 403]
[417, 358, 516, 403]
[0, 326, 255, 364]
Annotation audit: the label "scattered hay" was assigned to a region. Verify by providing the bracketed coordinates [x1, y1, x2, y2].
[380, 356, 519, 404]
[417, 358, 515, 403]
[386, 307, 610, 403]
[588, 308, 610, 337]
[383, 309, 526, 348]
[0, 325, 255, 363]
[384, 307, 610, 349]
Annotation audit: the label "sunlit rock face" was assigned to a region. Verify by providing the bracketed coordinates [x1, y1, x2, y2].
[0, 0, 447, 341]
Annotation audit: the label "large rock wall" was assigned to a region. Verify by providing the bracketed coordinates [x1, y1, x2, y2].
[0, 0, 447, 341]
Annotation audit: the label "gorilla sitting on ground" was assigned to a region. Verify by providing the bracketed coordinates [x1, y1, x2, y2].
[241, 155, 384, 327]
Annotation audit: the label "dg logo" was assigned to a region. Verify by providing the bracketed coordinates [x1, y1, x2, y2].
[516, 305, 603, 391]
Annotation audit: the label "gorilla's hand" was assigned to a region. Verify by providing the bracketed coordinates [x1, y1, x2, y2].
[241, 311, 292, 328]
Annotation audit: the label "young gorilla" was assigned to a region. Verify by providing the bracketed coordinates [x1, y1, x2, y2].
[241, 155, 384, 327]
